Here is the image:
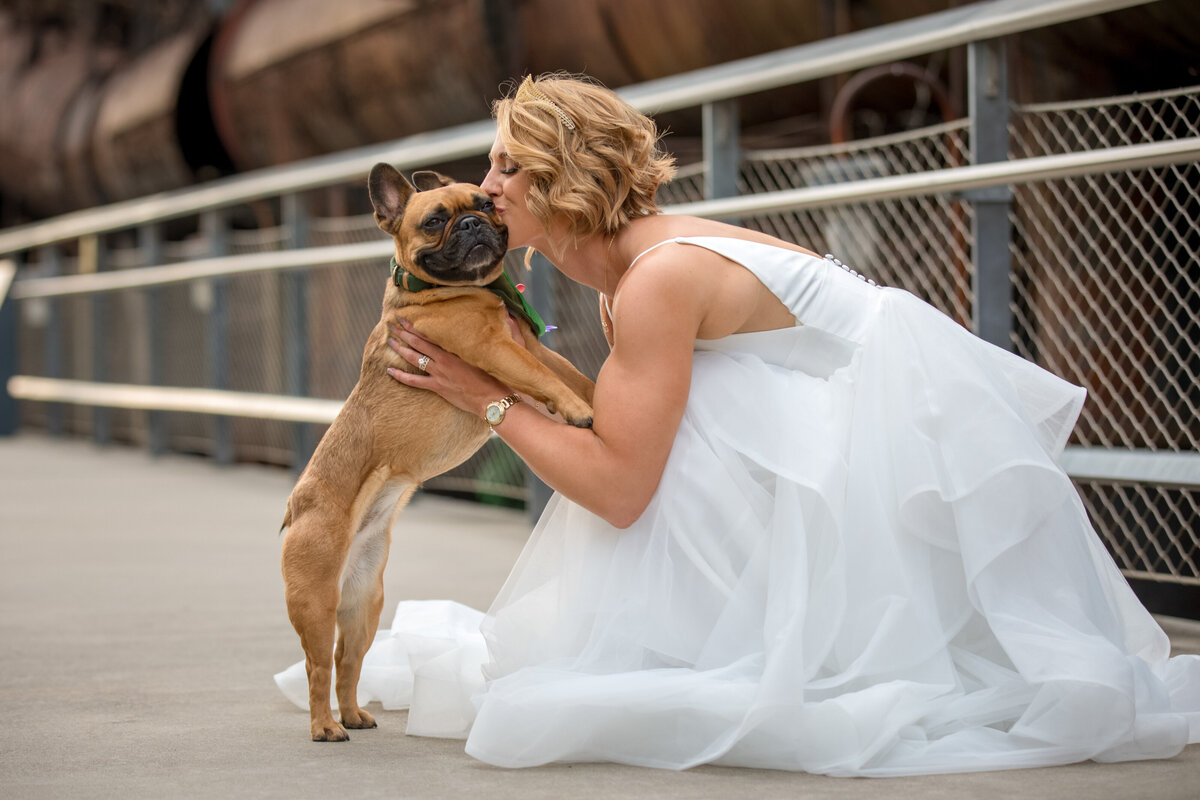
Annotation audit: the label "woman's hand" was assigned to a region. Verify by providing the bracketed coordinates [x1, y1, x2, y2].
[386, 320, 511, 418]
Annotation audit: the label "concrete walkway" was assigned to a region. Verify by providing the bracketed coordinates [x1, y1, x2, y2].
[1, 433, 1196, 799]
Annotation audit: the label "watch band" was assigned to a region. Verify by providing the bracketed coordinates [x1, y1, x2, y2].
[484, 394, 521, 427]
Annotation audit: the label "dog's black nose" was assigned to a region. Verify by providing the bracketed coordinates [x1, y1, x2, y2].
[455, 215, 484, 233]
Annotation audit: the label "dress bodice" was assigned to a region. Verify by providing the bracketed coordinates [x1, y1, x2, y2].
[631, 236, 884, 344]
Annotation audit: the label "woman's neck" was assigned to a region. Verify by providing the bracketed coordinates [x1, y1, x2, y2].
[537, 228, 629, 299]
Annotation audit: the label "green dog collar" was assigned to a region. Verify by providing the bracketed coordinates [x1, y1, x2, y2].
[390, 257, 547, 337]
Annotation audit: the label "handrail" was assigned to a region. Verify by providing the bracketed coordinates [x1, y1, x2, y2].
[665, 137, 1200, 219]
[0, 0, 1157, 256]
[11, 136, 1198, 299]
[0, 121, 496, 257]
[6, 376, 342, 424]
[1059, 447, 1200, 489]
[11, 240, 392, 298]
[0, 260, 14, 303]
[9, 376, 1199, 488]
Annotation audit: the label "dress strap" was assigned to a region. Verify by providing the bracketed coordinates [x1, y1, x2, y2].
[605, 238, 683, 318]
[628, 237, 682, 270]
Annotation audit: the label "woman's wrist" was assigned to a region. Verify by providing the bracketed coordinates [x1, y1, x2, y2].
[482, 393, 522, 427]
[469, 379, 513, 417]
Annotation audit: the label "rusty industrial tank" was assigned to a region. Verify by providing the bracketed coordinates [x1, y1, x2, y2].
[207, 0, 507, 170]
[204, 0, 954, 171]
[0, 15, 222, 218]
[0, 23, 122, 217]
[2, 0, 1198, 220]
[90, 28, 211, 202]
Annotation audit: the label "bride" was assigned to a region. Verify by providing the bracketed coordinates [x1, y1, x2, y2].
[277, 73, 1199, 775]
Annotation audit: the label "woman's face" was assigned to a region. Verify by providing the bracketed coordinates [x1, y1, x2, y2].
[481, 136, 542, 251]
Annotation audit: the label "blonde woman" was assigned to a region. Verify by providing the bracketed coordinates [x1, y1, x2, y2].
[283, 73, 1200, 774]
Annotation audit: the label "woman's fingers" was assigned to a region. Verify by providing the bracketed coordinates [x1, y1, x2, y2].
[386, 321, 445, 378]
[383, 318, 512, 413]
[386, 337, 428, 370]
[387, 321, 451, 359]
[386, 365, 427, 387]
[385, 321, 441, 386]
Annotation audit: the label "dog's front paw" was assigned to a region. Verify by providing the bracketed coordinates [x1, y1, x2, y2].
[341, 708, 377, 730]
[311, 721, 350, 742]
[549, 396, 594, 429]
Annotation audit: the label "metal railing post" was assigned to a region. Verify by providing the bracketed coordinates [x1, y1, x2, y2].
[0, 257, 17, 435]
[40, 244, 65, 436]
[202, 209, 233, 464]
[282, 192, 313, 473]
[140, 223, 167, 455]
[703, 99, 741, 201]
[86, 235, 111, 444]
[967, 37, 1015, 351]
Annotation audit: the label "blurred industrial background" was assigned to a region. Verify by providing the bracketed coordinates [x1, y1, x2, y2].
[1, 0, 1198, 221]
[0, 0, 1197, 616]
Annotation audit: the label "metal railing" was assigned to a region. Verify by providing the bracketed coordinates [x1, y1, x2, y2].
[2, 0, 1197, 586]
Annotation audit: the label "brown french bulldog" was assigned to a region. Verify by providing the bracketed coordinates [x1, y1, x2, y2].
[280, 163, 594, 742]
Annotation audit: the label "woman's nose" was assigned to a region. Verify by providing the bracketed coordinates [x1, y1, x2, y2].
[481, 167, 500, 196]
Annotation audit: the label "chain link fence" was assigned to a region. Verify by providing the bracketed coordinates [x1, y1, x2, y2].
[665, 84, 1200, 587]
[13, 85, 1200, 584]
[1008, 86, 1200, 585]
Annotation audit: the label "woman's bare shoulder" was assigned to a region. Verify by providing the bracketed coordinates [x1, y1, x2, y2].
[617, 217, 802, 338]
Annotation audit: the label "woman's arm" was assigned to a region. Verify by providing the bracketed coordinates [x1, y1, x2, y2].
[388, 254, 706, 528]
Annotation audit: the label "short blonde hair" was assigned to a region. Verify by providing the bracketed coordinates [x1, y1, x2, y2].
[493, 73, 676, 243]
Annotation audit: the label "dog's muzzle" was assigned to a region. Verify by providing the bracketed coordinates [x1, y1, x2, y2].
[417, 216, 507, 283]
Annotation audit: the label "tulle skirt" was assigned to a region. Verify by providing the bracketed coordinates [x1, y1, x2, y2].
[277, 288, 1200, 775]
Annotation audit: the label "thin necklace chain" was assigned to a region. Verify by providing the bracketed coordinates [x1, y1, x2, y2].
[601, 233, 617, 334]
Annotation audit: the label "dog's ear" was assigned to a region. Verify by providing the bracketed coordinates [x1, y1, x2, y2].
[412, 171, 456, 191]
[368, 163, 416, 232]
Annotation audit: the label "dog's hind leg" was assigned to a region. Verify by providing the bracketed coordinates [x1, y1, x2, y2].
[281, 507, 353, 742]
[334, 480, 415, 730]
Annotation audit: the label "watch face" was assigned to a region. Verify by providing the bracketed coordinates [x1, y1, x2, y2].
[485, 403, 503, 425]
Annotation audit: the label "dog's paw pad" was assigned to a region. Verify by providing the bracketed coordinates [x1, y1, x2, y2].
[570, 417, 594, 429]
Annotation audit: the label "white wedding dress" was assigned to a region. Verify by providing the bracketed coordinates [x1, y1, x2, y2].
[277, 237, 1200, 775]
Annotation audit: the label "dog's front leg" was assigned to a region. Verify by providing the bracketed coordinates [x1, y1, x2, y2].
[522, 335, 596, 405]
[417, 310, 594, 427]
[485, 342, 595, 427]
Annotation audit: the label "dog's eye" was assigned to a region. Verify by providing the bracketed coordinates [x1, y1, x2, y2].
[480, 200, 495, 213]
[422, 216, 445, 230]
